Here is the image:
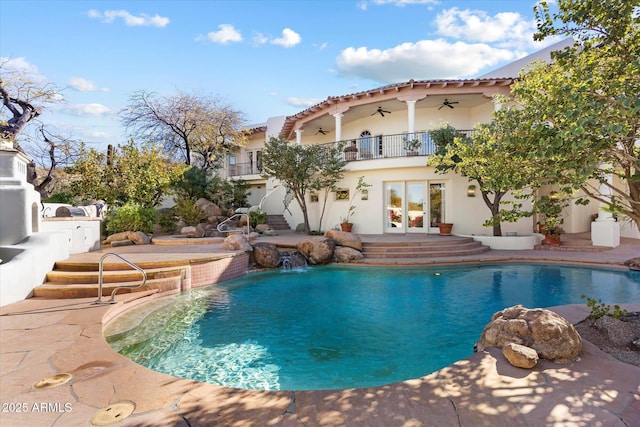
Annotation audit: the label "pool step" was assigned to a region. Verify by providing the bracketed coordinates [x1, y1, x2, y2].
[33, 262, 187, 299]
[357, 237, 490, 263]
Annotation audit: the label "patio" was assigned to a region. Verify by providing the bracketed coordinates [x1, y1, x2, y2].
[1, 234, 639, 426]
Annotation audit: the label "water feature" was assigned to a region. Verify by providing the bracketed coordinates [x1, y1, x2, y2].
[279, 249, 307, 270]
[105, 263, 640, 391]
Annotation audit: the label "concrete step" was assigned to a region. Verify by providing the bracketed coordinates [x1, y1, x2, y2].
[45, 266, 184, 284]
[266, 215, 291, 230]
[360, 237, 490, 260]
[54, 259, 190, 272]
[33, 276, 182, 299]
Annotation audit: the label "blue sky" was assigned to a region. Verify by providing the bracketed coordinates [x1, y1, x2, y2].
[0, 0, 559, 150]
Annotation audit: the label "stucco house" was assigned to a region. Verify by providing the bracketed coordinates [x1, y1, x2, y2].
[222, 39, 636, 243]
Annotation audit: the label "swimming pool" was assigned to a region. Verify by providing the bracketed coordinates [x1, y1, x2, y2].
[105, 263, 640, 391]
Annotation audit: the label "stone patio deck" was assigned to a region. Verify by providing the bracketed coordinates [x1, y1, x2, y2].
[1, 232, 639, 426]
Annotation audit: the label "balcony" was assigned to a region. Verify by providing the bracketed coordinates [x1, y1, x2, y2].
[226, 130, 475, 177]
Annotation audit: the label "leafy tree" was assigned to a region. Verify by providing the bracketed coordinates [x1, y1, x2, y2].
[67, 140, 185, 208]
[261, 136, 344, 234]
[1, 61, 81, 196]
[509, 0, 640, 229]
[121, 90, 249, 172]
[310, 142, 347, 231]
[428, 119, 537, 236]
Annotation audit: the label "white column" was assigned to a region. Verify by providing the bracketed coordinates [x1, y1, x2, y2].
[295, 129, 303, 145]
[591, 165, 620, 247]
[406, 100, 416, 133]
[333, 113, 343, 142]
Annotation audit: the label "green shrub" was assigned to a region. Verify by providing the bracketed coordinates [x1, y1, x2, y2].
[248, 209, 267, 227]
[45, 192, 76, 204]
[581, 295, 628, 319]
[105, 203, 156, 235]
[156, 208, 178, 233]
[174, 196, 207, 226]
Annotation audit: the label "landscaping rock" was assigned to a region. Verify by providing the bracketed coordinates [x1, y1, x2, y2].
[475, 305, 582, 362]
[624, 257, 640, 271]
[296, 237, 335, 265]
[253, 243, 280, 268]
[502, 342, 539, 368]
[324, 230, 363, 251]
[334, 246, 364, 263]
[180, 226, 204, 238]
[255, 224, 273, 234]
[105, 231, 151, 245]
[221, 234, 253, 252]
[594, 315, 639, 347]
[195, 198, 222, 217]
[111, 239, 134, 247]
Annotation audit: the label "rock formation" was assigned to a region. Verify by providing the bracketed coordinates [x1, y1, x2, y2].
[253, 242, 280, 268]
[476, 305, 582, 363]
[296, 237, 335, 265]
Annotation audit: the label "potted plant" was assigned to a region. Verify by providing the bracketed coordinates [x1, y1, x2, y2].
[438, 222, 453, 236]
[344, 141, 358, 161]
[403, 137, 421, 156]
[340, 176, 371, 232]
[534, 193, 569, 245]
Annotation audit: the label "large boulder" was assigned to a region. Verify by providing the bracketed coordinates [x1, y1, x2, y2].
[296, 237, 335, 265]
[195, 198, 222, 217]
[324, 230, 363, 251]
[334, 246, 364, 263]
[105, 231, 151, 245]
[180, 226, 204, 238]
[253, 242, 280, 268]
[475, 305, 582, 362]
[221, 234, 253, 252]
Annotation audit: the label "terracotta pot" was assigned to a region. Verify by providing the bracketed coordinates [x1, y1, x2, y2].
[543, 233, 561, 245]
[340, 223, 353, 232]
[438, 223, 453, 236]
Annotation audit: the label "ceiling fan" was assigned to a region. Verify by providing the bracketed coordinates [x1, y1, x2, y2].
[439, 99, 459, 110]
[315, 128, 329, 135]
[371, 106, 391, 117]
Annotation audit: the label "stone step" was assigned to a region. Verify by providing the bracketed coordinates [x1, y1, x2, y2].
[359, 236, 490, 260]
[266, 215, 291, 230]
[53, 259, 190, 272]
[33, 276, 181, 299]
[45, 266, 185, 284]
[363, 245, 490, 258]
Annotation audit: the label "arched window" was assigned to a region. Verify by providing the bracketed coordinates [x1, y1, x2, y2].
[359, 130, 372, 159]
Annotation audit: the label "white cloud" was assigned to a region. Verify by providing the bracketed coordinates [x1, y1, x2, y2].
[286, 97, 322, 108]
[336, 39, 516, 82]
[435, 8, 538, 50]
[63, 103, 111, 116]
[201, 24, 243, 44]
[68, 77, 110, 92]
[87, 9, 169, 27]
[252, 32, 269, 46]
[271, 28, 301, 48]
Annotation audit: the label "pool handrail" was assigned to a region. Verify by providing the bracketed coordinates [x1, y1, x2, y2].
[94, 253, 147, 304]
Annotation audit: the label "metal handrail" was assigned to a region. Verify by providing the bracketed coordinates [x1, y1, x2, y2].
[94, 253, 147, 304]
[216, 213, 250, 237]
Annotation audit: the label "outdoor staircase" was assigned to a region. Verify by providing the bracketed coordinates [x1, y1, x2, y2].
[266, 215, 291, 230]
[33, 260, 186, 299]
[356, 236, 490, 265]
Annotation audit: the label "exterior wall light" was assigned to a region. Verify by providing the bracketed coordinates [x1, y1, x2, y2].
[467, 185, 476, 197]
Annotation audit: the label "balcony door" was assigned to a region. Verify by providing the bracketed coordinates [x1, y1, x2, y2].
[384, 181, 447, 233]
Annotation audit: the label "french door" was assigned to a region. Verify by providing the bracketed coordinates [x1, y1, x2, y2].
[384, 181, 447, 233]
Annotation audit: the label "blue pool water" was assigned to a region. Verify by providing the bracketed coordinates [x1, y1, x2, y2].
[106, 264, 640, 391]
